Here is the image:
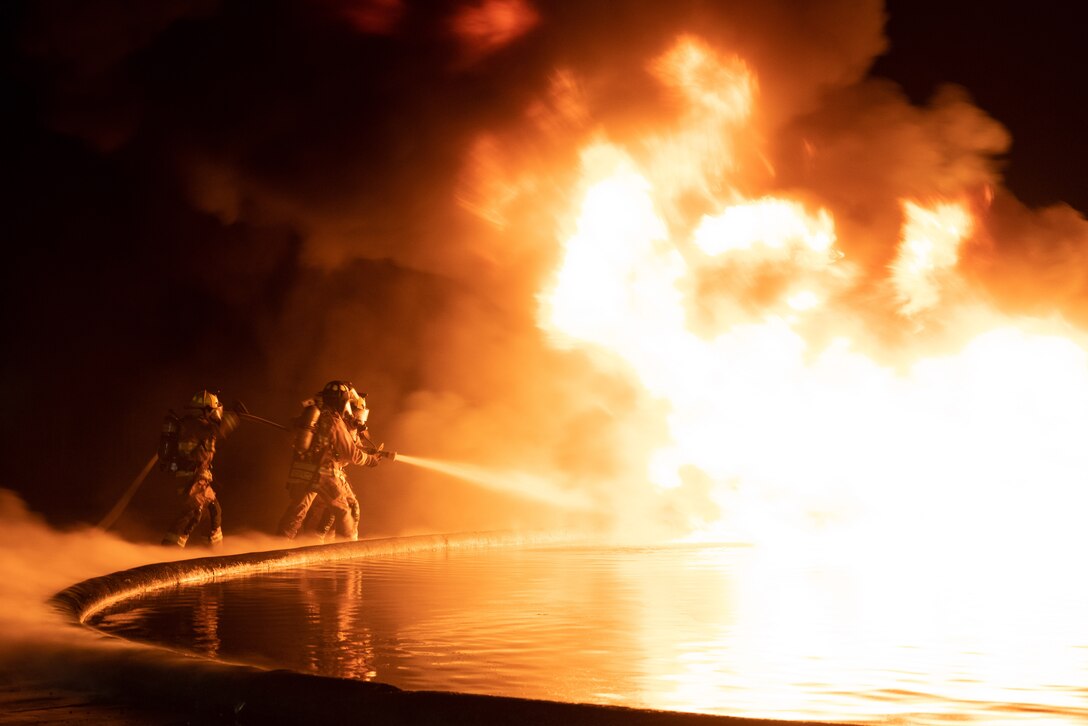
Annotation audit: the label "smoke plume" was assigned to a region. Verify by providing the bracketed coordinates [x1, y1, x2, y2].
[3, 0, 1086, 548]
[0, 488, 295, 691]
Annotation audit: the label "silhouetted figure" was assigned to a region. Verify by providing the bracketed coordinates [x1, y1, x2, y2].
[277, 381, 393, 541]
[160, 390, 240, 547]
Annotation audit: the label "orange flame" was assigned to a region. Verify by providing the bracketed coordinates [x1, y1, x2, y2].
[642, 35, 758, 207]
[537, 34, 1088, 566]
[649, 34, 756, 120]
[891, 199, 973, 315]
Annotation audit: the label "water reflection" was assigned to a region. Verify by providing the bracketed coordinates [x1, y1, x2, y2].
[192, 586, 220, 659]
[90, 543, 1088, 724]
[297, 563, 377, 680]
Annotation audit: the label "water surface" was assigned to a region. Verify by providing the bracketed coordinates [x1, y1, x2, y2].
[90, 543, 1088, 724]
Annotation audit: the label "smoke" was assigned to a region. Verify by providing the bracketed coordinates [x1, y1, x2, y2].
[0, 487, 301, 693]
[3, 0, 1087, 545]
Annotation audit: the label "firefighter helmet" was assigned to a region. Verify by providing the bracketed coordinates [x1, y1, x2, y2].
[320, 380, 355, 414]
[188, 390, 223, 422]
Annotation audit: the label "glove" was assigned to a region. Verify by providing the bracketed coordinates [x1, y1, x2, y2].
[368, 443, 396, 462]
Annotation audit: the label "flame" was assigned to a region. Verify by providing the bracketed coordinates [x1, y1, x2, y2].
[891, 199, 973, 315]
[537, 34, 1088, 567]
[643, 36, 758, 209]
[692, 198, 835, 257]
[648, 34, 755, 121]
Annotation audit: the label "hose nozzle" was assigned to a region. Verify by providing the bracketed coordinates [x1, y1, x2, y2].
[370, 442, 396, 462]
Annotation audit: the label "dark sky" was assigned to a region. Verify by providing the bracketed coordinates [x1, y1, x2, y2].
[1, 0, 1085, 539]
[872, 0, 1087, 214]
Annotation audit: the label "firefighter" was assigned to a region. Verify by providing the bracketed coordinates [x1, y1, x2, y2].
[307, 387, 390, 541]
[276, 381, 393, 541]
[159, 390, 240, 548]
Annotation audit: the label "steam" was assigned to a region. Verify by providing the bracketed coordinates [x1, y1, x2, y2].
[0, 488, 316, 691]
[0, 488, 180, 681]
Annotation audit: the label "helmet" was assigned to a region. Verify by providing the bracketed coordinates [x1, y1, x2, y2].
[188, 390, 223, 422]
[320, 380, 355, 415]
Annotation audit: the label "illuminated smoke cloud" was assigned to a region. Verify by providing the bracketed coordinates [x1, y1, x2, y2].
[449, 0, 539, 65]
[6, 0, 1088, 545]
[0, 488, 290, 681]
[328, 0, 405, 35]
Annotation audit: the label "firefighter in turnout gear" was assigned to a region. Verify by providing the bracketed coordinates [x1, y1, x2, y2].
[276, 381, 393, 541]
[160, 390, 240, 547]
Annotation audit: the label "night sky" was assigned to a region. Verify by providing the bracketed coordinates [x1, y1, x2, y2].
[2, 0, 1085, 540]
[873, 0, 1086, 214]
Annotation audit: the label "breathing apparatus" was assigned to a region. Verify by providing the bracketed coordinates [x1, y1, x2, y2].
[158, 411, 181, 472]
[292, 381, 395, 465]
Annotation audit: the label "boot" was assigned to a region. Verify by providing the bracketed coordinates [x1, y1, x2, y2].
[206, 527, 224, 548]
[162, 531, 188, 547]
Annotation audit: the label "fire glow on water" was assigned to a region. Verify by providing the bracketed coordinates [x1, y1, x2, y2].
[537, 35, 1088, 567]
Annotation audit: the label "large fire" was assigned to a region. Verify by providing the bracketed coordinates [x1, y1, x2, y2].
[537, 34, 1088, 564]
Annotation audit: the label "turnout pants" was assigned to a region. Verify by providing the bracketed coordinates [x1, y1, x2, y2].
[312, 469, 358, 542]
[277, 460, 320, 539]
[162, 472, 222, 547]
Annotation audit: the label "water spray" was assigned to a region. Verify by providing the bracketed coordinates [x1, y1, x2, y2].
[395, 454, 595, 511]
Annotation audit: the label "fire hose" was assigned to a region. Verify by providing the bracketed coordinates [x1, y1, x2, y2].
[96, 453, 159, 531]
[96, 410, 290, 532]
[97, 410, 391, 531]
[236, 411, 288, 431]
